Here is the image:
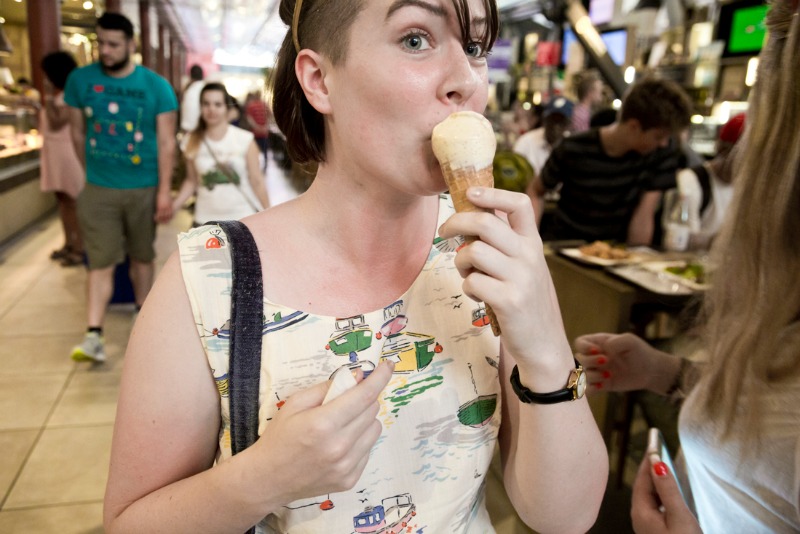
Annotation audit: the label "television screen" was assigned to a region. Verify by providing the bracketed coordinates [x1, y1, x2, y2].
[728, 5, 768, 53]
[717, 0, 769, 57]
[562, 27, 627, 66]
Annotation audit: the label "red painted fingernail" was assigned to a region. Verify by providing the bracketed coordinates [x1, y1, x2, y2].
[589, 347, 600, 355]
[602, 371, 611, 379]
[653, 462, 669, 477]
[597, 356, 607, 365]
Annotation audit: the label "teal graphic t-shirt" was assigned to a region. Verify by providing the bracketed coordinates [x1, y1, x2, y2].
[64, 63, 177, 189]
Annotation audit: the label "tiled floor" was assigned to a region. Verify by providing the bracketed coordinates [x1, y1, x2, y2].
[0, 152, 646, 533]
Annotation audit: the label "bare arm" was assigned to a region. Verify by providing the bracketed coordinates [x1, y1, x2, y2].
[171, 158, 199, 214]
[438, 189, 607, 532]
[155, 111, 177, 223]
[44, 95, 72, 131]
[246, 141, 270, 210]
[68, 106, 86, 168]
[525, 175, 546, 228]
[628, 190, 662, 246]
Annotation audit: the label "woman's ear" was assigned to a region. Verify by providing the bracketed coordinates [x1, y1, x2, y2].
[295, 50, 332, 114]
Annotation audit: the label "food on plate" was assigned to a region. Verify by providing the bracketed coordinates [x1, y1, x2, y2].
[578, 241, 631, 260]
[665, 262, 706, 284]
[432, 110, 500, 336]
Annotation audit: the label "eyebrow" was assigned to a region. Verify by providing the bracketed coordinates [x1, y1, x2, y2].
[386, 0, 488, 33]
[386, 0, 447, 20]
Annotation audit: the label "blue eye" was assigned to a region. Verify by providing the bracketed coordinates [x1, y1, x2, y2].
[465, 42, 485, 58]
[402, 32, 431, 52]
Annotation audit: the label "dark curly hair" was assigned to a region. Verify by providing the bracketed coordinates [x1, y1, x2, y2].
[41, 51, 78, 91]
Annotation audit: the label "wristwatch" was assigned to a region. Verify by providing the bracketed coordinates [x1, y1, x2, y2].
[510, 360, 587, 404]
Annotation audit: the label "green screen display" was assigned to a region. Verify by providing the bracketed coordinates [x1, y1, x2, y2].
[728, 5, 768, 53]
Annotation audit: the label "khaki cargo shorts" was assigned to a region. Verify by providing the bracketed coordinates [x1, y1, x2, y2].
[77, 183, 157, 270]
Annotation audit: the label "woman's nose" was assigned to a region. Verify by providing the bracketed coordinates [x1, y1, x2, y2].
[438, 48, 481, 106]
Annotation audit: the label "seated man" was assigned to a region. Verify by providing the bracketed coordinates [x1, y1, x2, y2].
[530, 78, 693, 244]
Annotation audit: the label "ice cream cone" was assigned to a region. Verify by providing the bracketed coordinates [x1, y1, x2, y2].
[432, 111, 501, 336]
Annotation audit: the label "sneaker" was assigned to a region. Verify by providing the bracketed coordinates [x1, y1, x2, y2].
[70, 332, 107, 363]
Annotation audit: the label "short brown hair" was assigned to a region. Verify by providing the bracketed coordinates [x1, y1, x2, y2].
[619, 77, 692, 132]
[272, 0, 499, 164]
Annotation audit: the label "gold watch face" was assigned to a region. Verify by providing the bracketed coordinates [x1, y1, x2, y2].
[572, 368, 587, 399]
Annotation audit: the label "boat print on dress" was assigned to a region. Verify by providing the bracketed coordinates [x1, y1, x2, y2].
[326, 315, 374, 363]
[211, 310, 309, 339]
[457, 363, 497, 427]
[377, 300, 443, 373]
[352, 493, 417, 534]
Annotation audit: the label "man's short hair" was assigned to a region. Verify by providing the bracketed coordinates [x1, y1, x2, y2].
[576, 72, 600, 101]
[97, 12, 134, 40]
[620, 78, 692, 132]
[189, 64, 203, 81]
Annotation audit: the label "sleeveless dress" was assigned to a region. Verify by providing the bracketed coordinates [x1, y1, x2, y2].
[39, 92, 84, 199]
[178, 194, 502, 533]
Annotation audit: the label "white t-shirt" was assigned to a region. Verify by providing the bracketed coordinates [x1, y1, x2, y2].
[182, 125, 261, 224]
[512, 127, 551, 176]
[679, 326, 800, 533]
[180, 81, 204, 132]
[675, 164, 735, 249]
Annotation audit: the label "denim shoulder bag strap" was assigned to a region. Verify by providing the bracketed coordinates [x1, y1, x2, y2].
[210, 220, 263, 534]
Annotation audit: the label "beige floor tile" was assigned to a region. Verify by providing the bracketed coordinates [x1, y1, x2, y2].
[4, 426, 112, 508]
[0, 374, 66, 430]
[0, 217, 61, 267]
[0, 502, 103, 533]
[48, 371, 121, 427]
[0, 302, 87, 337]
[0, 335, 80, 376]
[0, 429, 38, 500]
[22, 265, 87, 307]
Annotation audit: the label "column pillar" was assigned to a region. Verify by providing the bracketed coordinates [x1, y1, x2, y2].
[26, 0, 61, 103]
[169, 33, 179, 91]
[139, 0, 153, 69]
[105, 0, 122, 13]
[157, 23, 169, 79]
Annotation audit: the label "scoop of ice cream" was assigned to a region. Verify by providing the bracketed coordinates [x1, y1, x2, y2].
[432, 111, 496, 170]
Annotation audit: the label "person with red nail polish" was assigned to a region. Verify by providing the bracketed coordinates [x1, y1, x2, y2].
[574, 1, 800, 531]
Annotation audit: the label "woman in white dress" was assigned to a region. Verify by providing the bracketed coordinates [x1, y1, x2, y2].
[173, 82, 270, 225]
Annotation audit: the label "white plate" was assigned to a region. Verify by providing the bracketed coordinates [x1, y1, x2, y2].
[559, 246, 653, 267]
[609, 261, 707, 295]
[638, 261, 710, 291]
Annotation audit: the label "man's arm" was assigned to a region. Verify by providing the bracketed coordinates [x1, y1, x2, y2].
[155, 111, 177, 223]
[628, 190, 662, 245]
[68, 107, 86, 168]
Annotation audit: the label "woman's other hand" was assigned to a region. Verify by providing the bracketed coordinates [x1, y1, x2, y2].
[631, 453, 702, 534]
[249, 360, 394, 504]
[574, 333, 680, 395]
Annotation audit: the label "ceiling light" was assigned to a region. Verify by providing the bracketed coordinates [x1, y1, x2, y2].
[83, 1, 93, 9]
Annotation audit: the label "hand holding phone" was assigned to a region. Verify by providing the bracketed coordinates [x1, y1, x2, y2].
[631, 428, 702, 534]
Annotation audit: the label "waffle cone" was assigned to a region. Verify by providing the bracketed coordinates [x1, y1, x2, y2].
[442, 164, 501, 336]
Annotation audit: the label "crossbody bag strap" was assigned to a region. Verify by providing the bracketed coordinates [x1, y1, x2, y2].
[211, 220, 264, 455]
[202, 137, 262, 212]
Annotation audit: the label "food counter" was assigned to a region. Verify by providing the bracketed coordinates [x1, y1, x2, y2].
[0, 141, 53, 245]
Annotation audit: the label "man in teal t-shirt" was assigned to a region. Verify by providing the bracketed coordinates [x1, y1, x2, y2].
[65, 12, 178, 364]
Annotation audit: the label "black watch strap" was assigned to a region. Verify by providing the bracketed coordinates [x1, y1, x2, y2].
[510, 360, 582, 405]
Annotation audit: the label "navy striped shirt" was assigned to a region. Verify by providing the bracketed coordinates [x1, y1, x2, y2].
[540, 129, 681, 242]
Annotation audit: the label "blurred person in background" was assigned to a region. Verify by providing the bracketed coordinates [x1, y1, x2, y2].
[40, 51, 85, 267]
[575, 1, 800, 531]
[172, 82, 270, 225]
[180, 64, 205, 133]
[514, 96, 573, 219]
[571, 71, 604, 134]
[244, 91, 271, 169]
[532, 78, 692, 244]
[64, 12, 177, 363]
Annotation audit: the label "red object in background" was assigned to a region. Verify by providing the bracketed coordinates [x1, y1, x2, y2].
[536, 42, 562, 66]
